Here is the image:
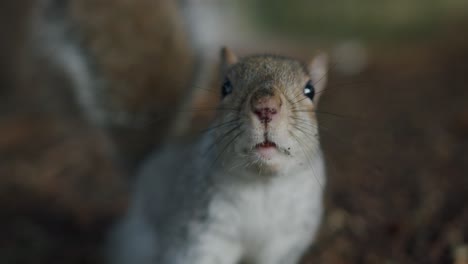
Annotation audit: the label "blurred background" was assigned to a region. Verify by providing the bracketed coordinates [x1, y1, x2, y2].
[1, 0, 468, 263]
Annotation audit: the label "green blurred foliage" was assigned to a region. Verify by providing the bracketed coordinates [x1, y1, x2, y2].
[245, 0, 468, 41]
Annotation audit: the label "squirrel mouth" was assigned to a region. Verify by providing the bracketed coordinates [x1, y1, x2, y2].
[255, 141, 277, 149]
[253, 140, 279, 160]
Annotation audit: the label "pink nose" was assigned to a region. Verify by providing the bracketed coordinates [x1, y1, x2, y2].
[251, 90, 281, 124]
[254, 107, 277, 123]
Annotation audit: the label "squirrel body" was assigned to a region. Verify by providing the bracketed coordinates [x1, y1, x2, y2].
[111, 49, 329, 264]
[113, 143, 324, 264]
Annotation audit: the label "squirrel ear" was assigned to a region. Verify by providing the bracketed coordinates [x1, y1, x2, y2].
[307, 52, 329, 95]
[220, 46, 238, 73]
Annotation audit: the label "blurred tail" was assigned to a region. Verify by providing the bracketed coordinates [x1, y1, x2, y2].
[28, 0, 198, 170]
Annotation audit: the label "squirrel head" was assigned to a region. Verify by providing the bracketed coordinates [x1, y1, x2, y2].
[211, 47, 328, 175]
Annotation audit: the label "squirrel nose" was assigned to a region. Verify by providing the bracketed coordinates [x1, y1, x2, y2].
[250, 89, 281, 124]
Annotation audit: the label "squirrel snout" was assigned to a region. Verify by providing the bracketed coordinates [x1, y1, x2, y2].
[250, 89, 282, 124]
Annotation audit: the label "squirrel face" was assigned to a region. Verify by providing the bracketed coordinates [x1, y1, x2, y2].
[211, 48, 328, 175]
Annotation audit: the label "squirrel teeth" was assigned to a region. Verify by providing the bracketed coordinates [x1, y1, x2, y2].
[255, 141, 277, 148]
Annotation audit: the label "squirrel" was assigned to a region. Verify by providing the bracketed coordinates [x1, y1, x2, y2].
[109, 47, 329, 264]
[24, 0, 198, 169]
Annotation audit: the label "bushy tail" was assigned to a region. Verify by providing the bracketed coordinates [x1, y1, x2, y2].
[28, 0, 198, 170]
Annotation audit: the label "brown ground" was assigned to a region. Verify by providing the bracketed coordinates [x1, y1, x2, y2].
[1, 2, 468, 264]
[305, 33, 468, 263]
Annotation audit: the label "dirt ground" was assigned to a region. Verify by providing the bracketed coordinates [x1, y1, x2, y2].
[305, 33, 468, 263]
[1, 2, 468, 264]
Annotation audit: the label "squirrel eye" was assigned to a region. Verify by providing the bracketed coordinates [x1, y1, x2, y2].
[304, 80, 315, 101]
[222, 78, 233, 98]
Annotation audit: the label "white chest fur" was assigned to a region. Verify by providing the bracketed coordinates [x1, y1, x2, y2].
[111, 150, 326, 264]
[184, 158, 325, 264]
